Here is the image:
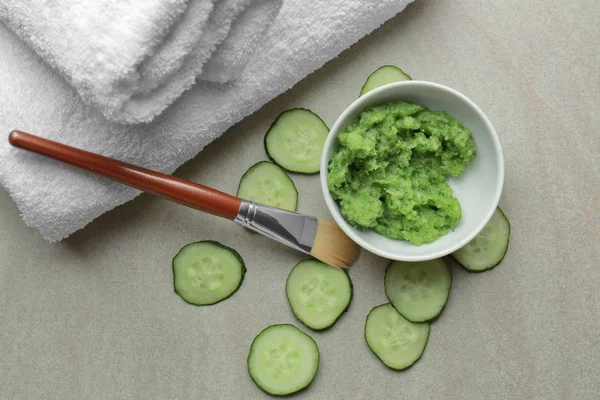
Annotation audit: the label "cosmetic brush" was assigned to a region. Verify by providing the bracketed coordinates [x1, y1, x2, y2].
[8, 130, 360, 269]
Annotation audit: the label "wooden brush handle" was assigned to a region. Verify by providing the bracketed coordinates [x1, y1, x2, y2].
[8, 130, 242, 220]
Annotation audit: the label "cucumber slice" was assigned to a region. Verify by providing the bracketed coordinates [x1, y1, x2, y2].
[365, 303, 430, 371]
[172, 241, 246, 306]
[384, 259, 452, 323]
[286, 260, 353, 331]
[237, 161, 298, 211]
[248, 324, 320, 396]
[264, 108, 329, 174]
[451, 207, 511, 272]
[359, 65, 412, 96]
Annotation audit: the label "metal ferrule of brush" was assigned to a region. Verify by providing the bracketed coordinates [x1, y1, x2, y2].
[233, 200, 317, 255]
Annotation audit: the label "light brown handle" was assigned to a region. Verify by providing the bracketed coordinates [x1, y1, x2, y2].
[8, 130, 242, 220]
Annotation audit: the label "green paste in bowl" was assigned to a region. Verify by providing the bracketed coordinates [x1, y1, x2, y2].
[327, 101, 476, 245]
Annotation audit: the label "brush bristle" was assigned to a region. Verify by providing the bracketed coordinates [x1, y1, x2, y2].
[310, 219, 360, 269]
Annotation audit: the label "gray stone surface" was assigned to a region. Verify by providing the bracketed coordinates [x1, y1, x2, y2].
[1, 1, 599, 398]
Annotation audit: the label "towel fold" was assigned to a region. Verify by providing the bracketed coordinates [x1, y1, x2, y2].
[0, 0, 415, 242]
[201, 0, 282, 83]
[0, 0, 281, 124]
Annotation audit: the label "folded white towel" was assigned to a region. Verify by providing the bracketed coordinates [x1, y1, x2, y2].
[0, 0, 280, 124]
[0, 0, 415, 242]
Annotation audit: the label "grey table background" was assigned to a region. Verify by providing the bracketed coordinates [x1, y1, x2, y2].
[1, 1, 599, 399]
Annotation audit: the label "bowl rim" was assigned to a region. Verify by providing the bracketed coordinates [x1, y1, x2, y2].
[319, 80, 505, 261]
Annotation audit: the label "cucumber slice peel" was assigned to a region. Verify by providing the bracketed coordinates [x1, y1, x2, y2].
[248, 324, 320, 396]
[264, 108, 329, 174]
[385, 259, 452, 323]
[172, 241, 246, 306]
[285, 260, 353, 331]
[364, 303, 430, 371]
[236, 161, 298, 211]
[451, 207, 511, 272]
[360, 65, 412, 96]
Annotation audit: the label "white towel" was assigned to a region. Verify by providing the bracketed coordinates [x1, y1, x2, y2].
[0, 0, 281, 124]
[201, 0, 282, 83]
[0, 0, 415, 242]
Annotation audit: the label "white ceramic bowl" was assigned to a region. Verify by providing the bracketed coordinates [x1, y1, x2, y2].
[320, 81, 504, 261]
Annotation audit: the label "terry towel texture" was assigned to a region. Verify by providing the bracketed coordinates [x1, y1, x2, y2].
[0, 0, 415, 242]
[0, 0, 282, 124]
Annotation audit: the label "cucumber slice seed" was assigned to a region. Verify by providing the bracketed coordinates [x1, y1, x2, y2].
[451, 207, 511, 272]
[286, 260, 353, 331]
[236, 161, 298, 211]
[365, 303, 430, 371]
[172, 241, 246, 306]
[384, 258, 452, 323]
[248, 324, 320, 396]
[264, 108, 330, 174]
[359, 65, 412, 96]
